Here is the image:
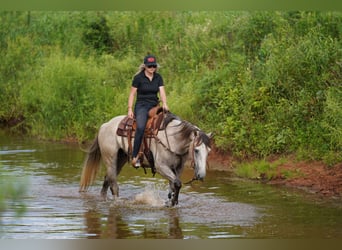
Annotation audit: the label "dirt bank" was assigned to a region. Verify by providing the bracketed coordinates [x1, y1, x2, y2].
[208, 147, 342, 199]
[269, 160, 342, 198]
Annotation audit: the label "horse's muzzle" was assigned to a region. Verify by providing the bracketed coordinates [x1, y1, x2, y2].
[196, 174, 205, 182]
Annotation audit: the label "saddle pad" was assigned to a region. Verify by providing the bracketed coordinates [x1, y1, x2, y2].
[116, 116, 134, 137]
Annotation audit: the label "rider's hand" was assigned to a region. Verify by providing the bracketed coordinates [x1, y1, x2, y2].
[128, 108, 134, 118]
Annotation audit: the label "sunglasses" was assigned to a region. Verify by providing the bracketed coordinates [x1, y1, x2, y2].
[146, 65, 157, 68]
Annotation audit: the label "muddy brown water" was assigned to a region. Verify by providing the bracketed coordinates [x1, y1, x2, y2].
[1, 131, 341, 239]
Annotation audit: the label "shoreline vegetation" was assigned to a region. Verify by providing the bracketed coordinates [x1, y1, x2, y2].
[1, 11, 341, 198]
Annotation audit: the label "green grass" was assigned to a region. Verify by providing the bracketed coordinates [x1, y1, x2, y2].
[234, 158, 287, 180]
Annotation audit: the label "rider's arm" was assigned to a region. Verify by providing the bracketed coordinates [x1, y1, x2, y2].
[128, 87, 137, 117]
[159, 86, 169, 111]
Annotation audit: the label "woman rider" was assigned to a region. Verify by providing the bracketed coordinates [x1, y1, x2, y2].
[127, 55, 169, 168]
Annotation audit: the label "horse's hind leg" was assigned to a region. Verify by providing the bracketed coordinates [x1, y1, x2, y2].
[101, 171, 119, 201]
[101, 175, 115, 198]
[100, 157, 119, 201]
[101, 149, 127, 200]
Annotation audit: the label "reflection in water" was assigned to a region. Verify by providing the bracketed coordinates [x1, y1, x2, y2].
[84, 209, 102, 238]
[1, 131, 342, 239]
[83, 202, 184, 239]
[80, 184, 186, 239]
[77, 183, 260, 239]
[167, 209, 183, 239]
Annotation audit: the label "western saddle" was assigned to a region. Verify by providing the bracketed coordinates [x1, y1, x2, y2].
[116, 105, 165, 175]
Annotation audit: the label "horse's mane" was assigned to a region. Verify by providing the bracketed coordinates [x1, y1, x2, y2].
[163, 112, 211, 148]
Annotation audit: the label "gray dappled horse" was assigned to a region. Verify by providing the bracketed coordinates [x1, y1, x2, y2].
[79, 112, 211, 206]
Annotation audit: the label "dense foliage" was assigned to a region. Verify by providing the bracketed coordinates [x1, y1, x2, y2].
[0, 11, 341, 164]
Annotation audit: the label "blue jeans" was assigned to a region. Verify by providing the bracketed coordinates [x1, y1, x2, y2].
[132, 103, 155, 158]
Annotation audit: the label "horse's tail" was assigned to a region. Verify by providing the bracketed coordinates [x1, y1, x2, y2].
[79, 135, 102, 192]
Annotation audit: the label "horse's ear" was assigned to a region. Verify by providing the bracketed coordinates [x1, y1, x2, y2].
[207, 132, 214, 139]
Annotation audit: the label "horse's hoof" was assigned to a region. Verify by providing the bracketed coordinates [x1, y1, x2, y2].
[100, 193, 107, 201]
[165, 199, 178, 207]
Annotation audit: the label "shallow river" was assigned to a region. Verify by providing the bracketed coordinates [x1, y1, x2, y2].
[0, 131, 341, 239]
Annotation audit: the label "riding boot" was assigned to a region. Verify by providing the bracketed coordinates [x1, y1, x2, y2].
[132, 152, 143, 169]
[132, 157, 141, 168]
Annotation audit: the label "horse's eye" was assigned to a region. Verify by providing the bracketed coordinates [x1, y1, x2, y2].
[194, 149, 199, 154]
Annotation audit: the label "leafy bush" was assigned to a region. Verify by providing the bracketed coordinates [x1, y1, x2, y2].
[0, 35, 38, 123]
[21, 51, 134, 141]
[0, 11, 341, 164]
[82, 15, 114, 54]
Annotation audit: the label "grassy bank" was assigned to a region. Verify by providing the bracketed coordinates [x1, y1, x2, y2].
[0, 11, 341, 165]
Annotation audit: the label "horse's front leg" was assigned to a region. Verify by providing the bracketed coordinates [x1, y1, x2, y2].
[156, 160, 183, 207]
[167, 179, 182, 206]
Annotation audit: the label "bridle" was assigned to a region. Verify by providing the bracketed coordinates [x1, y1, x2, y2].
[185, 132, 211, 184]
[189, 132, 202, 169]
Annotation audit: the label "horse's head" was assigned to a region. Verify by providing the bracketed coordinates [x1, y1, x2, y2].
[190, 131, 212, 181]
[163, 113, 212, 183]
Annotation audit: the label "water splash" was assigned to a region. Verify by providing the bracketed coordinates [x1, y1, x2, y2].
[134, 183, 165, 207]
